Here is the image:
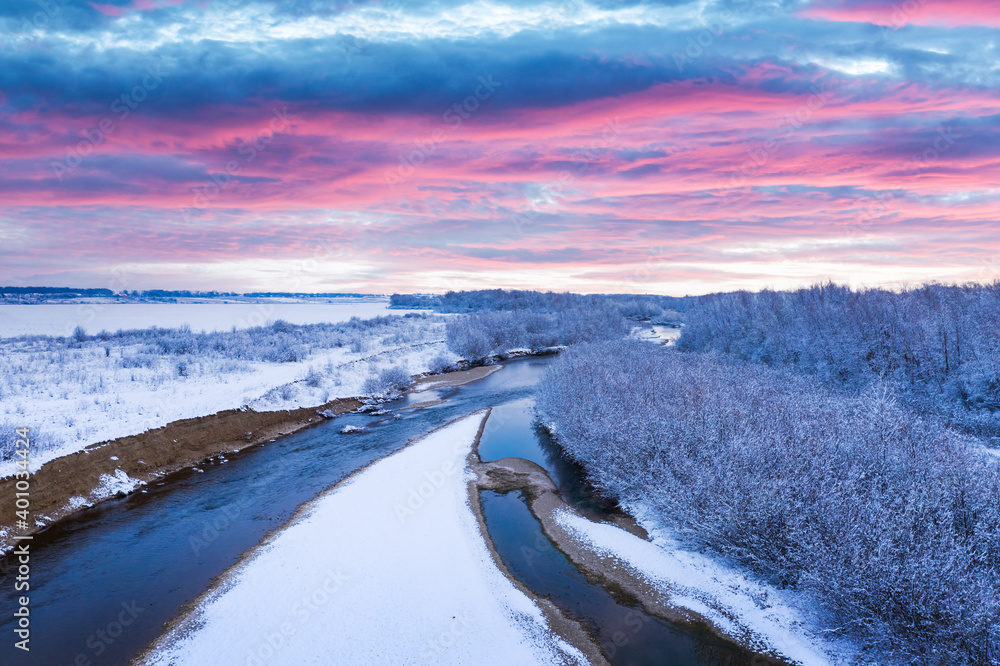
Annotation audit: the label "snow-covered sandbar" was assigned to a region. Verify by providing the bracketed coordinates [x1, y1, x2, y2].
[137, 413, 587, 666]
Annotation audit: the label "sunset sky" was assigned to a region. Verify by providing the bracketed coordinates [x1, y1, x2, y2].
[2, 0, 999, 295]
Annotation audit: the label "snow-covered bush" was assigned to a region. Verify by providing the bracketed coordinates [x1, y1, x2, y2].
[538, 340, 1000, 665]
[362, 365, 413, 398]
[678, 282, 1000, 439]
[304, 366, 322, 387]
[426, 354, 453, 374]
[0, 422, 62, 463]
[426, 289, 682, 316]
[614, 297, 665, 321]
[0, 313, 448, 456]
[445, 304, 628, 361]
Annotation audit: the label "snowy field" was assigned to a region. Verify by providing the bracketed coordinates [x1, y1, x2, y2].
[0, 314, 456, 478]
[139, 413, 587, 666]
[0, 300, 400, 339]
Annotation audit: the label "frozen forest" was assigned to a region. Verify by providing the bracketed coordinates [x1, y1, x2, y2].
[538, 282, 1000, 665]
[6, 284, 999, 664]
[678, 283, 1000, 442]
[426, 289, 679, 360]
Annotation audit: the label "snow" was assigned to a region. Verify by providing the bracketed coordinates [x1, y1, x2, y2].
[339, 425, 366, 434]
[0, 317, 450, 479]
[64, 496, 92, 511]
[92, 469, 146, 499]
[0, 300, 398, 339]
[554, 505, 857, 666]
[140, 413, 587, 666]
[630, 324, 681, 346]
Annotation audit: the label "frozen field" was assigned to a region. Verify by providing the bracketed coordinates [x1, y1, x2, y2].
[0, 300, 398, 339]
[0, 314, 455, 477]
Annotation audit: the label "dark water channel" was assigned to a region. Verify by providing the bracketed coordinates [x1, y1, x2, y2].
[477, 399, 770, 666]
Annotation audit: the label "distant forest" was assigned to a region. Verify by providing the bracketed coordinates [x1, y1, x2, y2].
[0, 287, 376, 299]
[534, 280, 1000, 665]
[0, 286, 114, 297]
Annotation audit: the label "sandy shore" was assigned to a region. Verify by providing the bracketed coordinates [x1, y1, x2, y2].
[412, 364, 503, 390]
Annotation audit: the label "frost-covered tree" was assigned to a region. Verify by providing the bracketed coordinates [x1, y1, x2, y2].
[678, 282, 1000, 439]
[362, 365, 413, 397]
[538, 339, 1000, 665]
[444, 302, 629, 361]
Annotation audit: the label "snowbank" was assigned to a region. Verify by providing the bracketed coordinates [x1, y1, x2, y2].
[139, 413, 586, 666]
[554, 506, 856, 666]
[92, 468, 146, 499]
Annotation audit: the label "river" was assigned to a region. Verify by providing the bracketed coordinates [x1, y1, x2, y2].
[0, 357, 761, 665]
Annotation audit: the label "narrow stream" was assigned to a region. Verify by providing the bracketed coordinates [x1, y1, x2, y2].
[0, 357, 763, 665]
[476, 396, 617, 518]
[477, 400, 766, 665]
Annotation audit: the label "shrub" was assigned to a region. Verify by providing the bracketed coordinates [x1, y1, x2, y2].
[304, 366, 322, 387]
[677, 282, 1000, 439]
[427, 354, 453, 374]
[0, 423, 62, 463]
[444, 303, 628, 361]
[538, 340, 1000, 664]
[362, 366, 413, 397]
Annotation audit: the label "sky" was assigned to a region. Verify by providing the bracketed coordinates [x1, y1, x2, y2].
[1, 0, 999, 296]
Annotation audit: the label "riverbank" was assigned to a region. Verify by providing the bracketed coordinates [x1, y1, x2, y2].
[0, 396, 361, 553]
[468, 432, 840, 665]
[0, 362, 513, 554]
[0, 317, 451, 477]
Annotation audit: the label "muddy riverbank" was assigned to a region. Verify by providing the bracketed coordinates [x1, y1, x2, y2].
[0, 397, 361, 552]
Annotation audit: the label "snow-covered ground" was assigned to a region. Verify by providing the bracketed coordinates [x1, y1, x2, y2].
[0, 315, 457, 478]
[555, 505, 858, 666]
[139, 413, 587, 666]
[0, 300, 399, 338]
[629, 324, 681, 346]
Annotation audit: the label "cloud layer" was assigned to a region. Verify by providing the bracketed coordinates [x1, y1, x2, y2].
[2, 0, 999, 293]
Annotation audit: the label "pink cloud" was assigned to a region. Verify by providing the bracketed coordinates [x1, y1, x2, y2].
[799, 0, 1000, 28]
[88, 2, 126, 17]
